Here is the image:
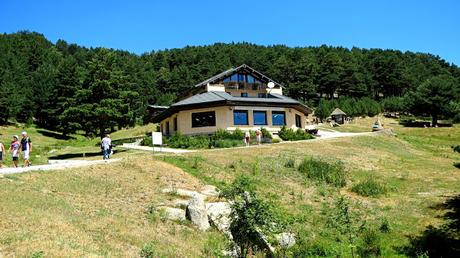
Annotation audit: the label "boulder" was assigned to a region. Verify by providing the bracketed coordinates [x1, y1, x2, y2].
[186, 193, 210, 231]
[206, 202, 232, 237]
[173, 199, 189, 209]
[162, 188, 205, 199]
[276, 233, 296, 249]
[161, 207, 186, 221]
[201, 185, 219, 197]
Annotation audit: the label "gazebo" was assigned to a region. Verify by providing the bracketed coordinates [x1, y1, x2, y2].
[330, 108, 347, 124]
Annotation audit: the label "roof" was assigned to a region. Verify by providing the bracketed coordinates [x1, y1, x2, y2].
[152, 91, 312, 123]
[194, 64, 285, 89]
[331, 108, 347, 116]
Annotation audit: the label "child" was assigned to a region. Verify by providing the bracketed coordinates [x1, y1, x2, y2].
[244, 131, 251, 147]
[10, 135, 20, 168]
[0, 141, 5, 168]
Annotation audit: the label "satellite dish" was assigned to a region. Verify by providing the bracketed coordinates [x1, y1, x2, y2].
[267, 82, 275, 89]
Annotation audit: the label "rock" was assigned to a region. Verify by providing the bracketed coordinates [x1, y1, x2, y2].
[276, 233, 296, 249]
[207, 202, 232, 237]
[161, 207, 186, 221]
[162, 188, 205, 199]
[201, 185, 219, 197]
[186, 193, 210, 231]
[173, 199, 189, 208]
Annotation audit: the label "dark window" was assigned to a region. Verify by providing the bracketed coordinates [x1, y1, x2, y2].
[258, 93, 266, 98]
[253, 111, 267, 125]
[192, 111, 216, 128]
[241, 92, 248, 97]
[166, 121, 170, 135]
[233, 110, 248, 125]
[272, 111, 286, 126]
[174, 117, 178, 131]
[230, 74, 238, 81]
[295, 114, 302, 128]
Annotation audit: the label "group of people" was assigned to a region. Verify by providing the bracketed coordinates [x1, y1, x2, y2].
[244, 129, 262, 147]
[0, 132, 32, 168]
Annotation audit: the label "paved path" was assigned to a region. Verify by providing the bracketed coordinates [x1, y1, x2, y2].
[0, 159, 120, 175]
[120, 143, 194, 153]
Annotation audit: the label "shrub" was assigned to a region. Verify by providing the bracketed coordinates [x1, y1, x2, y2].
[260, 127, 272, 139]
[167, 132, 210, 149]
[379, 218, 391, 233]
[233, 128, 245, 140]
[357, 228, 382, 257]
[278, 126, 314, 141]
[272, 138, 281, 143]
[298, 158, 347, 187]
[284, 158, 296, 168]
[141, 135, 153, 146]
[140, 242, 156, 258]
[213, 139, 241, 148]
[351, 178, 387, 197]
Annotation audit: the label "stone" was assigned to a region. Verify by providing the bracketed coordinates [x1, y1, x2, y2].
[276, 233, 296, 249]
[173, 199, 189, 209]
[186, 193, 210, 231]
[161, 207, 186, 221]
[201, 185, 219, 197]
[206, 202, 232, 237]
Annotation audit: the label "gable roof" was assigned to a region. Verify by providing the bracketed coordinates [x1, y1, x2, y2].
[152, 91, 312, 123]
[331, 108, 347, 116]
[194, 64, 284, 89]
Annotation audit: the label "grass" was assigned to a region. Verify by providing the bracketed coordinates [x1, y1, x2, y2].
[0, 155, 223, 257]
[158, 123, 460, 256]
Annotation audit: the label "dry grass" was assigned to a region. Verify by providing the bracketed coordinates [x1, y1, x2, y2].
[0, 155, 222, 257]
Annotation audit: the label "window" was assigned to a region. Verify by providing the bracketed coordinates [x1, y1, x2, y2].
[165, 121, 170, 135]
[233, 110, 248, 125]
[192, 111, 216, 128]
[246, 75, 255, 83]
[238, 73, 245, 82]
[272, 111, 286, 126]
[258, 93, 266, 98]
[295, 114, 302, 128]
[253, 111, 267, 125]
[241, 92, 248, 97]
[174, 117, 178, 131]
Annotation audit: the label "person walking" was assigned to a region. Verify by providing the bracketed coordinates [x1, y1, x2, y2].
[0, 141, 5, 168]
[255, 129, 262, 145]
[10, 135, 20, 168]
[244, 131, 251, 147]
[20, 131, 32, 167]
[101, 134, 112, 160]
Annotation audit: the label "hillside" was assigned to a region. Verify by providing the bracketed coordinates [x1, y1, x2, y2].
[1, 121, 459, 256]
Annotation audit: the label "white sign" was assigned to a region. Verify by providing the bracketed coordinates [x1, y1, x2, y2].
[152, 132, 163, 146]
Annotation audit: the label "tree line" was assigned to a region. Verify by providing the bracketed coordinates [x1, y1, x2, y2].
[0, 31, 459, 136]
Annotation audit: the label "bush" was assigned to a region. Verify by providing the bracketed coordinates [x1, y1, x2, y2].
[357, 228, 382, 257]
[284, 158, 296, 168]
[167, 132, 210, 149]
[141, 135, 152, 146]
[140, 242, 156, 258]
[278, 126, 314, 141]
[298, 158, 347, 187]
[351, 178, 387, 197]
[260, 127, 272, 139]
[213, 139, 241, 148]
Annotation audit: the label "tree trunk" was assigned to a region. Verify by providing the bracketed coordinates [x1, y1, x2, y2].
[432, 113, 438, 127]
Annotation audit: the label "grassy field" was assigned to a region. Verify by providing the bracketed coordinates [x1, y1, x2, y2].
[1, 120, 459, 256]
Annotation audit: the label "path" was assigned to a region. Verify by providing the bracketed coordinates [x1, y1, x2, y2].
[0, 159, 120, 175]
[120, 143, 194, 153]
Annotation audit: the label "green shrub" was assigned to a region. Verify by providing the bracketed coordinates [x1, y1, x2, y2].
[351, 178, 387, 197]
[379, 218, 391, 233]
[233, 128, 245, 140]
[260, 127, 272, 139]
[167, 132, 210, 149]
[29, 251, 44, 258]
[141, 135, 152, 146]
[272, 138, 281, 143]
[284, 158, 295, 168]
[278, 126, 314, 141]
[140, 242, 156, 258]
[298, 158, 347, 187]
[292, 237, 337, 257]
[213, 139, 241, 148]
[357, 228, 382, 257]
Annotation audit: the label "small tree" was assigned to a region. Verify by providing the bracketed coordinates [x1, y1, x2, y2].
[221, 176, 283, 257]
[405, 75, 460, 126]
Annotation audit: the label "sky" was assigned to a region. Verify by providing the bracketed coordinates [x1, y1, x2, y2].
[1, 0, 459, 65]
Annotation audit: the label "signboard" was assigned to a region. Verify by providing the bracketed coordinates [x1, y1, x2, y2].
[152, 132, 163, 146]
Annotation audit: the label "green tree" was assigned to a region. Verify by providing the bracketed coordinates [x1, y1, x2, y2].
[405, 75, 460, 126]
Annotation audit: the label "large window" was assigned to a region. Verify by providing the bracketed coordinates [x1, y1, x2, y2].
[192, 111, 216, 128]
[253, 111, 267, 125]
[272, 111, 286, 126]
[233, 110, 248, 125]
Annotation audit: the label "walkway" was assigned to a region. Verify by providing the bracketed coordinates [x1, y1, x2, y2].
[0, 159, 120, 175]
[120, 143, 194, 153]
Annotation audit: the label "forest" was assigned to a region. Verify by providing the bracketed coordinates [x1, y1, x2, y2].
[0, 31, 459, 136]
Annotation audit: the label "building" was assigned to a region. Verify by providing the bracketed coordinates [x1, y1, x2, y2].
[151, 64, 313, 136]
[330, 108, 347, 124]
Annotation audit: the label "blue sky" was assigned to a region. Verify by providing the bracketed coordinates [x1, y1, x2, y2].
[1, 0, 459, 65]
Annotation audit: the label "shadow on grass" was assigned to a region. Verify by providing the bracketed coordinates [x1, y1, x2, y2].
[37, 129, 76, 140]
[402, 195, 460, 257]
[48, 149, 128, 160]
